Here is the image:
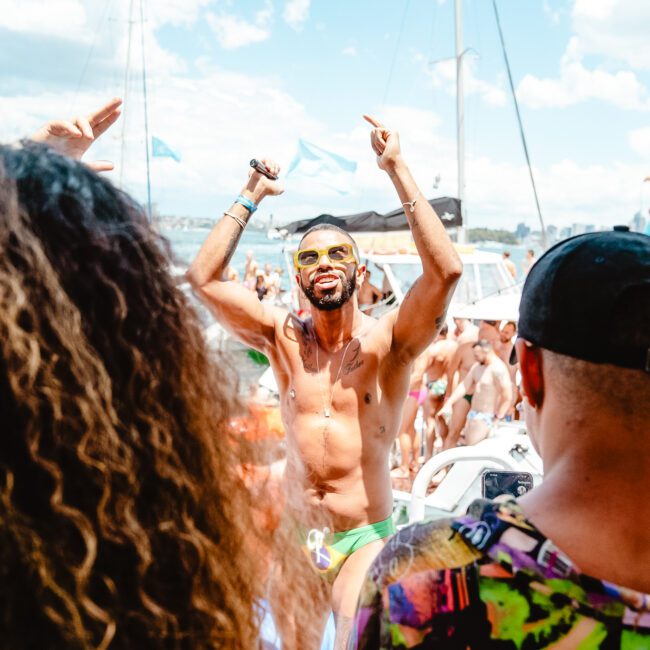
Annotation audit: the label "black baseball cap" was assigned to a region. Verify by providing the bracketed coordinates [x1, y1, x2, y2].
[511, 229, 650, 372]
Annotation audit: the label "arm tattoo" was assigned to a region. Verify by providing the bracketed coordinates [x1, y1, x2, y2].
[434, 310, 448, 329]
[222, 223, 246, 269]
[402, 277, 421, 303]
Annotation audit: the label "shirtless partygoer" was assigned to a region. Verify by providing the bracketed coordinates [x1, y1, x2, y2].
[438, 319, 500, 450]
[422, 324, 458, 460]
[452, 316, 478, 342]
[391, 346, 432, 481]
[187, 116, 462, 647]
[357, 269, 383, 315]
[441, 339, 512, 445]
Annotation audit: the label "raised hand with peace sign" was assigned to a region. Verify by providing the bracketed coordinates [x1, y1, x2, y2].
[31, 97, 122, 172]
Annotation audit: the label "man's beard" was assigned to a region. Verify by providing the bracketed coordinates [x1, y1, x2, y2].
[302, 271, 357, 311]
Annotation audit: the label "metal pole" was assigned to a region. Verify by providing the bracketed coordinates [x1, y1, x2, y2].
[119, 0, 135, 188]
[455, 0, 466, 243]
[139, 0, 152, 221]
[492, 0, 546, 249]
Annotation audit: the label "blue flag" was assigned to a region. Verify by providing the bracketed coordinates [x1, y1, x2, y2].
[152, 136, 181, 162]
[286, 139, 356, 194]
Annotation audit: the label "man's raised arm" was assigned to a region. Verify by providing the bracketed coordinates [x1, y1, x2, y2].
[187, 160, 284, 352]
[364, 116, 463, 366]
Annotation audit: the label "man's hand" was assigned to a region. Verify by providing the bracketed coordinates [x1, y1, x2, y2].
[242, 157, 284, 205]
[363, 114, 403, 172]
[31, 97, 122, 172]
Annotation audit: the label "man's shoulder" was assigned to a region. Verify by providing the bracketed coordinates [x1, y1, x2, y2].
[364, 517, 482, 592]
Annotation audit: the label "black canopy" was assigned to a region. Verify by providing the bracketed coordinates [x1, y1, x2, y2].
[282, 196, 461, 234]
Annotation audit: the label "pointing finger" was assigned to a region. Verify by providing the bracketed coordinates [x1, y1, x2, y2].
[87, 160, 114, 172]
[87, 97, 123, 126]
[92, 109, 121, 138]
[363, 114, 384, 129]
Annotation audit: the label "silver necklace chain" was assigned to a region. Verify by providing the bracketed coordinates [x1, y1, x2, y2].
[315, 337, 354, 419]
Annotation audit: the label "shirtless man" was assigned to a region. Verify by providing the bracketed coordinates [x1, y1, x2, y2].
[422, 324, 458, 459]
[263, 262, 281, 300]
[441, 339, 512, 445]
[243, 249, 259, 290]
[358, 269, 382, 315]
[187, 116, 462, 647]
[391, 348, 431, 481]
[496, 320, 517, 364]
[440, 319, 504, 449]
[452, 317, 478, 342]
[502, 250, 517, 279]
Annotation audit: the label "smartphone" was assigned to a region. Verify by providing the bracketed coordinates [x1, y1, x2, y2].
[481, 470, 534, 500]
[250, 158, 278, 180]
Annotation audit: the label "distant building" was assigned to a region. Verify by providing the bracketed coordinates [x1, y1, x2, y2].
[631, 211, 647, 233]
[572, 223, 587, 236]
[585, 224, 596, 233]
[560, 226, 572, 239]
[516, 222, 531, 240]
[546, 225, 558, 244]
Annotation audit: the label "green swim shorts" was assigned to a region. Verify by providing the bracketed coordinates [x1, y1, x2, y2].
[302, 515, 396, 582]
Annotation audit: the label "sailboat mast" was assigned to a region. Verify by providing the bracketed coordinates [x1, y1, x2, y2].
[139, 0, 153, 221]
[455, 0, 466, 244]
[119, 0, 135, 188]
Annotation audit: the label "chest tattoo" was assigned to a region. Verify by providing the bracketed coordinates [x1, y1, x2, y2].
[342, 340, 364, 376]
[299, 341, 317, 374]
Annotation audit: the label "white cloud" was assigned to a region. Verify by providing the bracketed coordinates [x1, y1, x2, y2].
[0, 0, 89, 41]
[283, 0, 310, 30]
[148, 0, 215, 28]
[342, 46, 357, 57]
[542, 0, 564, 25]
[517, 37, 650, 110]
[418, 55, 507, 108]
[206, 12, 271, 49]
[628, 127, 650, 157]
[1, 3, 645, 232]
[572, 0, 650, 70]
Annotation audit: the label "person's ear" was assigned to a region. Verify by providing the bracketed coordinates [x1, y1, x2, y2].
[357, 263, 367, 280]
[295, 272, 302, 288]
[517, 338, 544, 409]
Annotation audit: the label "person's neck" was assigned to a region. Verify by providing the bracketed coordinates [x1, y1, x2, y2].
[310, 300, 363, 351]
[518, 404, 650, 589]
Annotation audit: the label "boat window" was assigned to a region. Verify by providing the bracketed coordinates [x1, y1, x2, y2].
[388, 262, 423, 295]
[479, 263, 512, 298]
[451, 268, 479, 304]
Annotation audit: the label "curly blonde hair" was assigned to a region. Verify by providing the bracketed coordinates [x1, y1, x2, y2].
[0, 143, 265, 648]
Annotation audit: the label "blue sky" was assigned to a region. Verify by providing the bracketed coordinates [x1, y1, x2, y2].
[1, 0, 649, 230]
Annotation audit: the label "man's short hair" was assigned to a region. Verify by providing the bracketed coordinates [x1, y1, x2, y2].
[473, 339, 493, 351]
[482, 320, 498, 327]
[503, 251, 511, 258]
[504, 321, 517, 332]
[298, 224, 360, 262]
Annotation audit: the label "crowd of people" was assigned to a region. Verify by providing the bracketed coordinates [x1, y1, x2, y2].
[1, 97, 648, 650]
[390, 316, 522, 485]
[226, 252, 285, 303]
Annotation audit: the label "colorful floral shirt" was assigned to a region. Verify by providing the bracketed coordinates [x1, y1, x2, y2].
[353, 499, 650, 649]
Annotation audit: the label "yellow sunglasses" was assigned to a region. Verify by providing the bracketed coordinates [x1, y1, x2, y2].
[293, 243, 358, 269]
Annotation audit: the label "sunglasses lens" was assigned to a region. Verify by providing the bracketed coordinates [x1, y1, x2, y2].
[328, 244, 352, 261]
[297, 250, 319, 267]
